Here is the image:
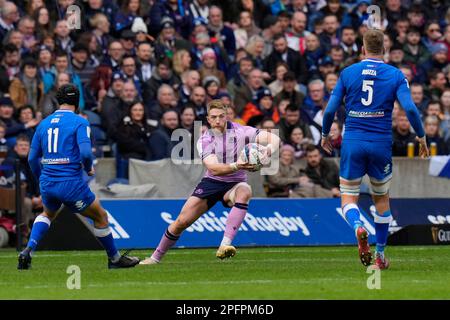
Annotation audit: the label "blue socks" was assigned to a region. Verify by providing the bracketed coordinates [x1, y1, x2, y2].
[374, 210, 392, 255]
[27, 215, 51, 251]
[94, 227, 120, 262]
[343, 204, 363, 230]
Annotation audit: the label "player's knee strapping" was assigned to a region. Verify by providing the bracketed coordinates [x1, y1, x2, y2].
[339, 178, 361, 196]
[93, 226, 119, 259]
[27, 215, 52, 250]
[370, 176, 392, 196]
[342, 203, 362, 230]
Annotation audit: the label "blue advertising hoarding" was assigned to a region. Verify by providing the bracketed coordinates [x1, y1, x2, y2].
[99, 199, 378, 249]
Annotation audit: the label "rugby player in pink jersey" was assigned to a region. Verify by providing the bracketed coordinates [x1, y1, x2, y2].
[140, 99, 279, 264]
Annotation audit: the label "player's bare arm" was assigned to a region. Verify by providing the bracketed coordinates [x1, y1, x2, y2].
[203, 154, 257, 176]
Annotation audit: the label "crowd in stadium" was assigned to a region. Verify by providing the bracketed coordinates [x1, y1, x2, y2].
[0, 0, 450, 214]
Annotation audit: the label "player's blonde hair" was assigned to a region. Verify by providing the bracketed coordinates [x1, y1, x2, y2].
[363, 29, 384, 56]
[207, 99, 227, 114]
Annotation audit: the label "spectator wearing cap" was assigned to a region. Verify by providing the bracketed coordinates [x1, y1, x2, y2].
[318, 56, 337, 80]
[148, 0, 191, 39]
[90, 13, 113, 58]
[43, 50, 85, 110]
[0, 2, 19, 40]
[114, 0, 144, 33]
[135, 42, 154, 83]
[54, 19, 74, 54]
[191, 32, 229, 73]
[273, 71, 305, 112]
[234, 10, 262, 50]
[188, 0, 209, 22]
[242, 87, 279, 125]
[261, 14, 282, 58]
[264, 33, 308, 85]
[132, 17, 153, 43]
[285, 12, 310, 55]
[198, 47, 226, 88]
[415, 43, 448, 84]
[154, 16, 191, 60]
[142, 57, 181, 105]
[0, 96, 33, 145]
[120, 29, 137, 56]
[403, 27, 431, 67]
[71, 42, 99, 89]
[208, 6, 236, 60]
[190, 16, 209, 42]
[42, 72, 71, 118]
[9, 58, 44, 110]
[37, 45, 53, 79]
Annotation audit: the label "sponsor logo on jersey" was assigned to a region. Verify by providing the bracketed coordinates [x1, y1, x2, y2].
[362, 69, 377, 76]
[51, 118, 60, 123]
[41, 157, 70, 164]
[348, 110, 384, 118]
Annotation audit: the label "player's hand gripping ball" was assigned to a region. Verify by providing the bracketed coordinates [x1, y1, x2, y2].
[239, 143, 270, 171]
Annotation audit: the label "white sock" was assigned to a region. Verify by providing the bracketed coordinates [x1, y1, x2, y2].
[220, 236, 232, 246]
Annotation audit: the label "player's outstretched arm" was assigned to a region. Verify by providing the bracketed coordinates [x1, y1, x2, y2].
[203, 155, 256, 176]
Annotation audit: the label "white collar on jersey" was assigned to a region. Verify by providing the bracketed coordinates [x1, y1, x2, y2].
[55, 109, 74, 113]
[362, 58, 384, 63]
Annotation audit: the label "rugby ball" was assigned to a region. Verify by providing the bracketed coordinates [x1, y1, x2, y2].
[239, 143, 269, 170]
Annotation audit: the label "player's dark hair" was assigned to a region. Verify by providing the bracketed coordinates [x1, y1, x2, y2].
[56, 84, 80, 109]
[363, 29, 384, 56]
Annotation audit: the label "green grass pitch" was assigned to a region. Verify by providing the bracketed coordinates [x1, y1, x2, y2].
[1, 246, 449, 299]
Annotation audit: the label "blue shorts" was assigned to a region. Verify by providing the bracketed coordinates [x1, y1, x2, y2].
[340, 139, 392, 182]
[40, 179, 96, 213]
[192, 178, 240, 209]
